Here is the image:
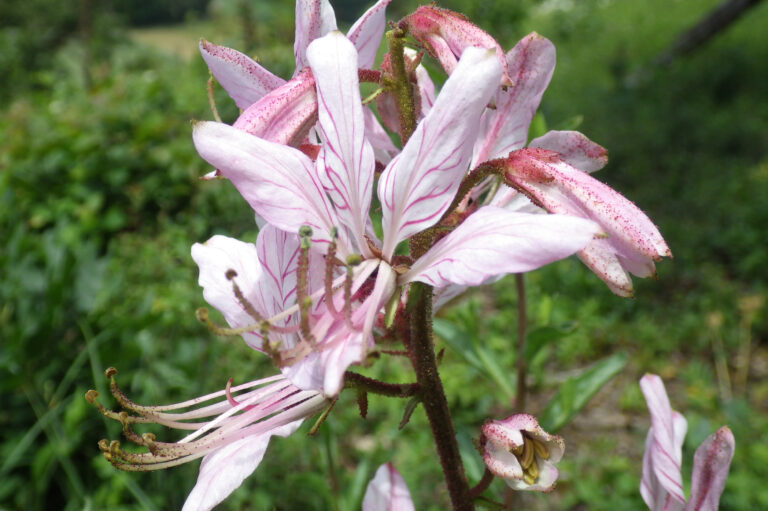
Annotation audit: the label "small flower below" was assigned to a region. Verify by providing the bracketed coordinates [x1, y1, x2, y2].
[481, 413, 564, 492]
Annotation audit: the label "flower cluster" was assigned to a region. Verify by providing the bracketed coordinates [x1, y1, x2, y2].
[88, 1, 676, 509]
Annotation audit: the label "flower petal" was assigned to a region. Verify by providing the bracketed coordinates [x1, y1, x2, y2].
[181, 420, 302, 511]
[378, 47, 502, 257]
[640, 374, 687, 508]
[406, 5, 509, 84]
[363, 463, 415, 511]
[193, 121, 337, 243]
[199, 39, 286, 109]
[191, 235, 265, 350]
[529, 130, 608, 173]
[502, 148, 671, 295]
[294, 0, 337, 72]
[347, 0, 391, 69]
[233, 68, 318, 146]
[308, 32, 376, 255]
[402, 206, 600, 287]
[473, 32, 555, 166]
[684, 426, 735, 511]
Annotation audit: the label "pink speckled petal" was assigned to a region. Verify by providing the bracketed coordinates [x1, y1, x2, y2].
[685, 427, 735, 511]
[347, 0, 391, 68]
[503, 148, 671, 295]
[199, 40, 286, 109]
[232, 68, 318, 147]
[473, 32, 555, 166]
[378, 47, 501, 257]
[406, 5, 509, 84]
[529, 130, 608, 173]
[294, 0, 337, 72]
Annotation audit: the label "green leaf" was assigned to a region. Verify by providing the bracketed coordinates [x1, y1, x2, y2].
[434, 318, 515, 398]
[524, 323, 577, 363]
[539, 352, 627, 432]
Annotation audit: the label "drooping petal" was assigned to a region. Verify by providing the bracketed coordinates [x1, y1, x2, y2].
[640, 374, 687, 508]
[193, 121, 337, 244]
[191, 235, 265, 350]
[182, 420, 302, 511]
[402, 206, 600, 288]
[529, 130, 608, 173]
[684, 427, 735, 511]
[308, 32, 376, 255]
[347, 0, 391, 68]
[362, 463, 415, 511]
[294, 0, 337, 72]
[473, 32, 555, 166]
[233, 68, 318, 146]
[199, 39, 286, 110]
[406, 5, 510, 84]
[378, 47, 502, 258]
[502, 148, 671, 296]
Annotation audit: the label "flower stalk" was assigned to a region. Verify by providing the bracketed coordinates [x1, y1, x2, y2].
[408, 282, 474, 511]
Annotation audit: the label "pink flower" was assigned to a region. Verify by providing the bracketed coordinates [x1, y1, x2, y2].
[362, 463, 415, 511]
[640, 374, 735, 511]
[470, 32, 670, 296]
[193, 33, 602, 392]
[481, 413, 565, 491]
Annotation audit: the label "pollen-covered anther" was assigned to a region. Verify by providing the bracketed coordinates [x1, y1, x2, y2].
[510, 434, 548, 484]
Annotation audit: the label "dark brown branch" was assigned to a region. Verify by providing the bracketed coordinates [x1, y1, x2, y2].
[655, 0, 764, 66]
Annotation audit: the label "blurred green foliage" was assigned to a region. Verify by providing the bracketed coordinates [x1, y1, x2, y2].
[1, 0, 767, 510]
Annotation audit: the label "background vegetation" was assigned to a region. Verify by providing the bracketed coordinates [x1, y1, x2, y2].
[1, 0, 766, 509]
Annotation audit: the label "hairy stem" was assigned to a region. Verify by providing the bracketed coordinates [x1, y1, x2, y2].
[409, 283, 474, 511]
[386, 27, 417, 144]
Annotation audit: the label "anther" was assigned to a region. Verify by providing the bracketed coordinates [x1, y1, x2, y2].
[298, 225, 313, 238]
[225, 269, 237, 280]
[526, 458, 539, 480]
[105, 367, 118, 378]
[531, 438, 549, 460]
[346, 254, 362, 266]
[85, 390, 99, 404]
[520, 438, 534, 469]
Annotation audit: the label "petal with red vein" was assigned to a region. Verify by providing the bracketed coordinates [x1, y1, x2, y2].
[378, 47, 501, 257]
[402, 206, 600, 287]
[193, 121, 337, 242]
